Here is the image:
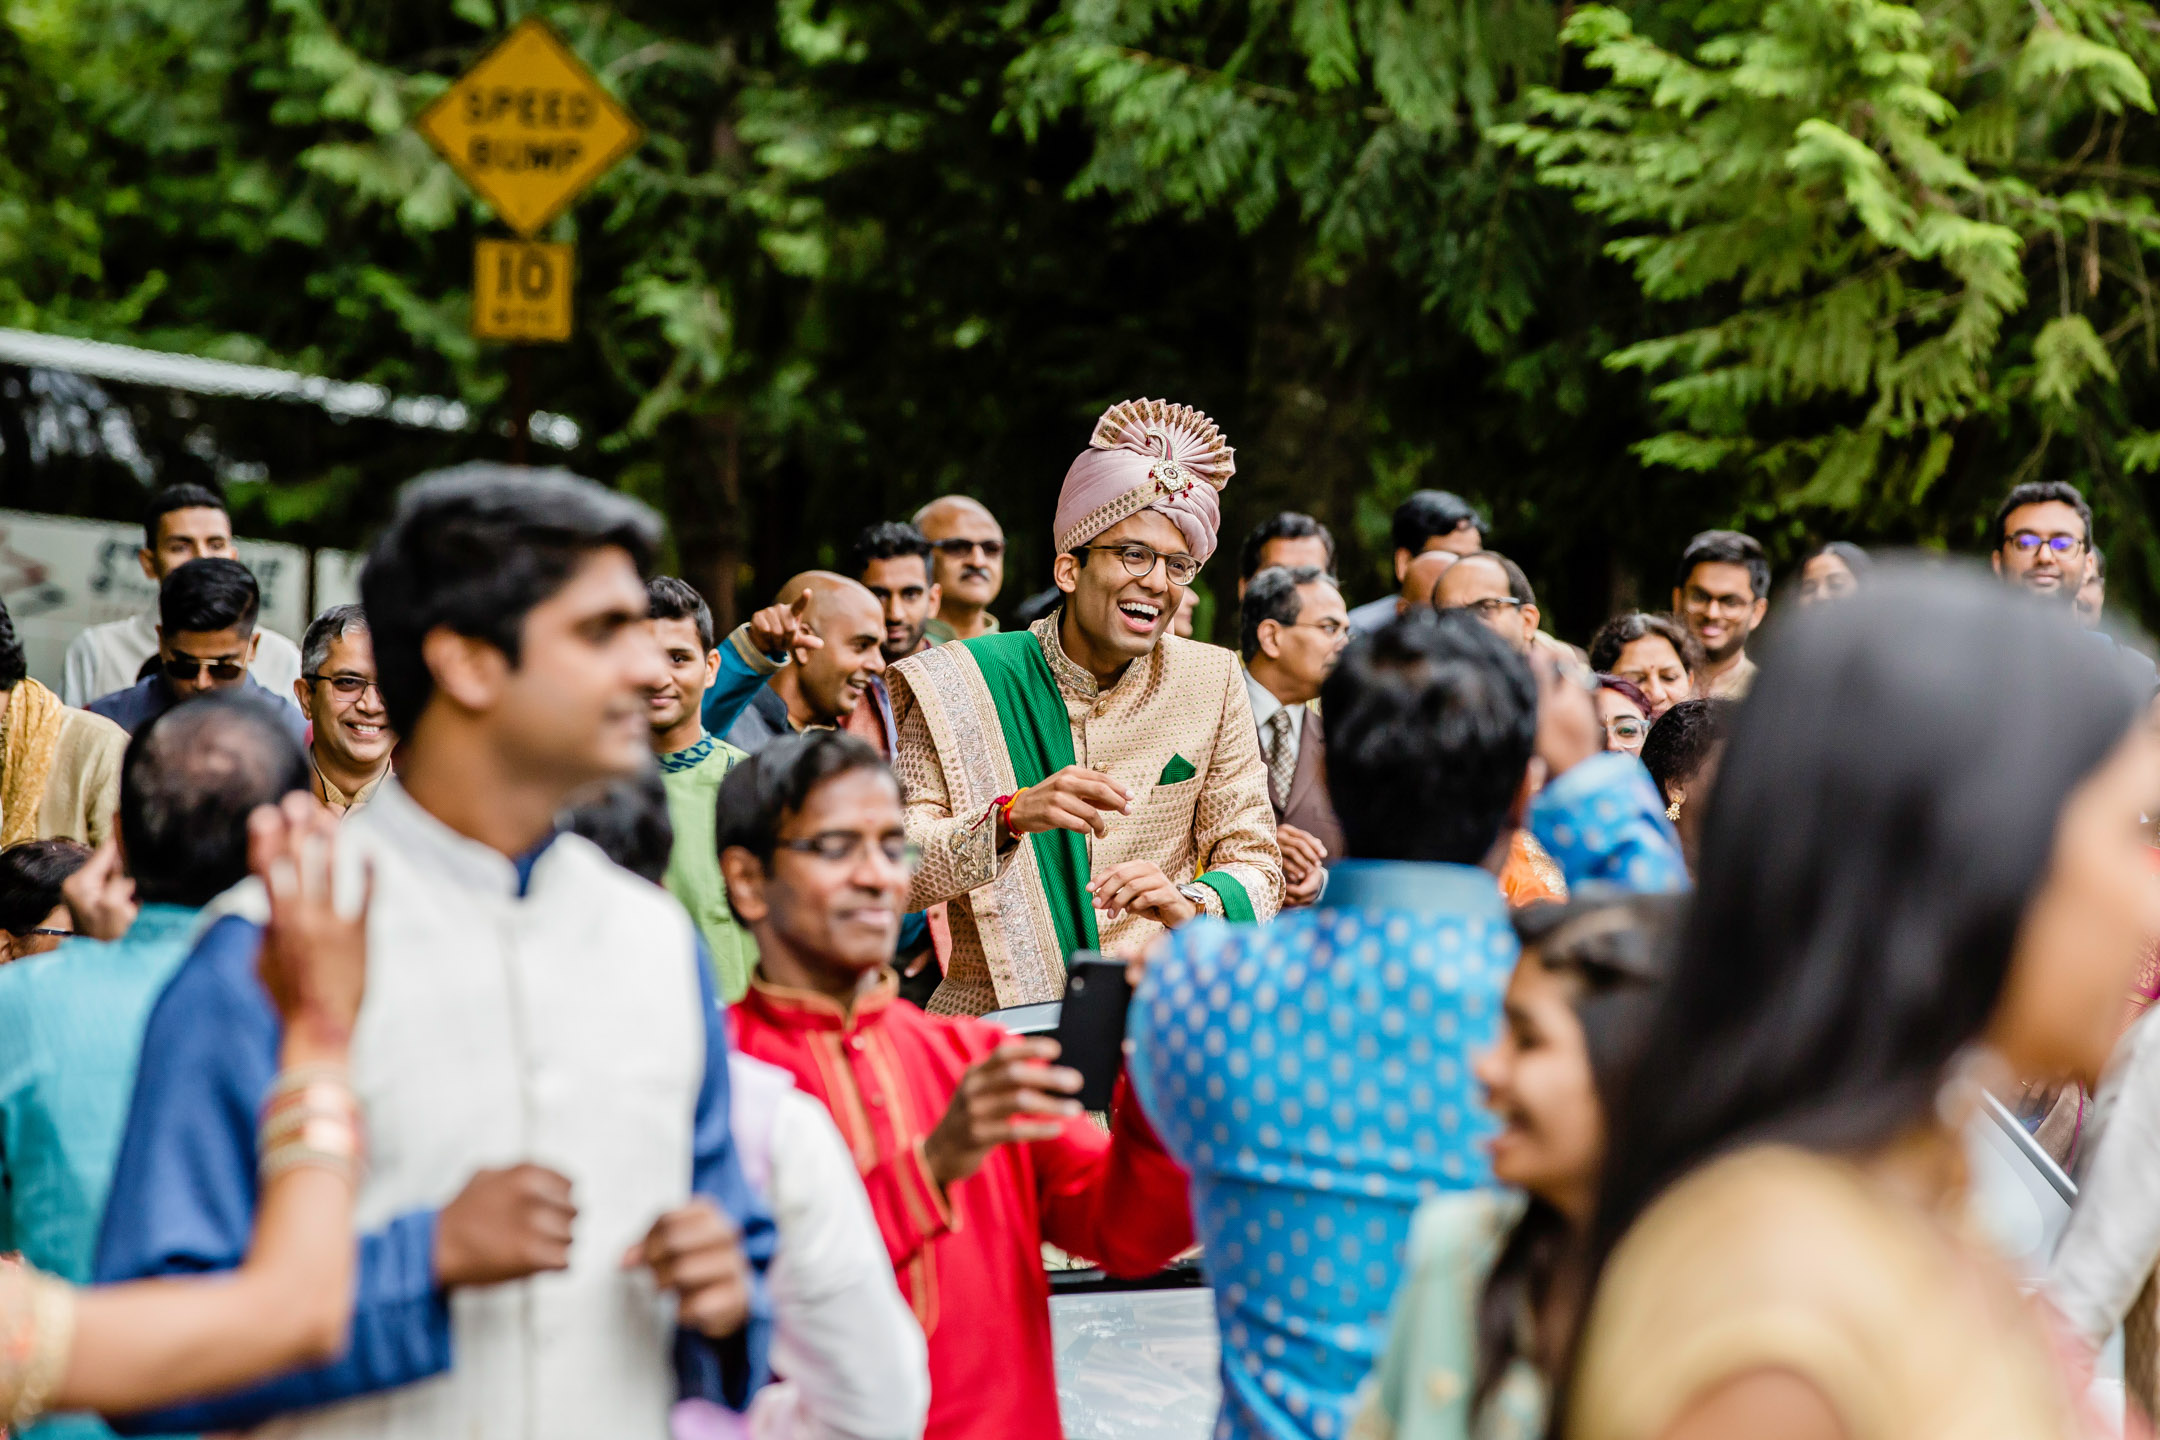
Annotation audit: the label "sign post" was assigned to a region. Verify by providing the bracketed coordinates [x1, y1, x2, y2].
[415, 18, 642, 457]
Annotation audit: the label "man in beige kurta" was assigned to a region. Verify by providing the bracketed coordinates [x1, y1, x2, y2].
[889, 399, 1283, 1016]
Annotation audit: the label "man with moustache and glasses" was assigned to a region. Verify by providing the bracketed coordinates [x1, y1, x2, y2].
[914, 497, 1006, 645]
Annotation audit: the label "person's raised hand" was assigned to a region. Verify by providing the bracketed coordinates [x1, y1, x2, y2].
[623, 1199, 752, 1338]
[1003, 766, 1130, 840]
[1088, 860, 1196, 926]
[1533, 651, 1603, 784]
[921, 1038, 1082, 1188]
[434, 1164, 577, 1287]
[747, 589, 823, 662]
[250, 792, 370, 1061]
[1275, 823, 1327, 885]
[61, 837, 136, 942]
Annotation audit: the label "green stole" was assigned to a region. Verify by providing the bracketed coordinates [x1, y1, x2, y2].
[965, 630, 1101, 962]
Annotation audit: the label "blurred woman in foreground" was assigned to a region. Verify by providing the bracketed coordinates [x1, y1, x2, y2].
[1, 797, 364, 1430]
[1355, 891, 1678, 1440]
[1564, 566, 2158, 1440]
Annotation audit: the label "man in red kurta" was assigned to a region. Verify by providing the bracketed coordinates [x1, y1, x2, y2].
[715, 729, 1194, 1440]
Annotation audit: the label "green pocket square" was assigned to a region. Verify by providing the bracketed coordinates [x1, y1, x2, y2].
[1158, 754, 1197, 785]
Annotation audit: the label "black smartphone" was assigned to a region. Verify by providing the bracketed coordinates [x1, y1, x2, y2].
[1052, 952, 1133, 1111]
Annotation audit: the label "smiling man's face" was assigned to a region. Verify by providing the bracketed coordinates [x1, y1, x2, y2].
[722, 763, 910, 985]
[1674, 560, 1764, 664]
[798, 586, 888, 725]
[645, 614, 717, 750]
[1056, 509, 1189, 669]
[299, 627, 393, 771]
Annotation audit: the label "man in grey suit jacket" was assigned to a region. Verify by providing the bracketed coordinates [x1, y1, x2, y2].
[1240, 566, 1350, 907]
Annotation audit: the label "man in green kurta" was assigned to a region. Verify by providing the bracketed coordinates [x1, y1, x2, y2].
[646, 576, 756, 999]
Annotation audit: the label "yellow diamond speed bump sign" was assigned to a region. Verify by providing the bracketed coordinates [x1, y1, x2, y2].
[473, 239, 573, 343]
[415, 18, 642, 237]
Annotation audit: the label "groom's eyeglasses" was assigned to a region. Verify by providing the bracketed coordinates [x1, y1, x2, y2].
[1084, 543, 1202, 586]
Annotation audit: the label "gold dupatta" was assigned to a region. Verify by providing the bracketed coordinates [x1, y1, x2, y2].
[1, 678, 69, 847]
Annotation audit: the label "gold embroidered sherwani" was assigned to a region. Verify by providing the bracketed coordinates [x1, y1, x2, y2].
[888, 614, 1283, 1016]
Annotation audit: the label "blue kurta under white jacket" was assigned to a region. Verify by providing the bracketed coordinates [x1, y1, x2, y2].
[93, 777, 774, 1437]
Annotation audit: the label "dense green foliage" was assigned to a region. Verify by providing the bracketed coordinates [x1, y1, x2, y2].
[5, 0, 2160, 634]
[1498, 0, 2160, 585]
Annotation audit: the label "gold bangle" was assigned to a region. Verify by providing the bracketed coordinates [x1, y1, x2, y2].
[258, 1080, 366, 1187]
[259, 1066, 358, 1126]
[260, 1110, 361, 1151]
[0, 1263, 76, 1432]
[263, 1065, 352, 1103]
[260, 1143, 363, 1186]
[259, 1126, 364, 1185]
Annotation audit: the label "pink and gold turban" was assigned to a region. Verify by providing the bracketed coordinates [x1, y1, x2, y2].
[1052, 399, 1236, 565]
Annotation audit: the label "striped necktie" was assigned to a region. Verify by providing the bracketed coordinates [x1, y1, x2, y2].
[1265, 707, 1297, 807]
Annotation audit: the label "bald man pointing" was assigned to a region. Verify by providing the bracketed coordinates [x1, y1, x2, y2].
[701, 572, 897, 757]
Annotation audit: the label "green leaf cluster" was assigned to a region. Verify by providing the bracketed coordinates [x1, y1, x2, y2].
[1496, 0, 2160, 578]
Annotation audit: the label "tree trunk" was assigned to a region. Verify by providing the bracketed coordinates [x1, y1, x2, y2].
[1228, 232, 1377, 638]
[671, 407, 744, 635]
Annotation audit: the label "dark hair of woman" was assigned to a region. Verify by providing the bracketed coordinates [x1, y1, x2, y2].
[1639, 697, 1735, 806]
[0, 838, 92, 934]
[1562, 566, 2148, 1416]
[1806, 539, 1872, 577]
[1594, 674, 1652, 718]
[1586, 611, 1702, 676]
[1471, 891, 1681, 1417]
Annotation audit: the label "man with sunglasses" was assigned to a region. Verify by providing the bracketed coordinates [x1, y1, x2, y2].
[722, 730, 1193, 1440]
[293, 603, 394, 814]
[61, 483, 304, 708]
[88, 557, 305, 744]
[1992, 480, 2097, 604]
[889, 399, 1283, 1015]
[913, 496, 1006, 644]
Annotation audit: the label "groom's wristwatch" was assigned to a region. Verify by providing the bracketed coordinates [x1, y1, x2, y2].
[1175, 881, 1213, 915]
